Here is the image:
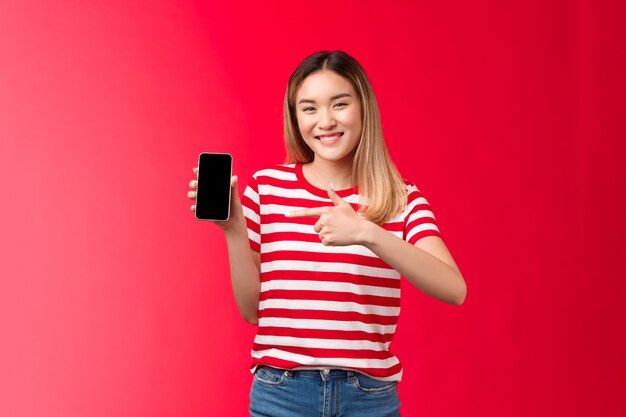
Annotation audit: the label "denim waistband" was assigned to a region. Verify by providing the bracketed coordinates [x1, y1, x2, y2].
[257, 366, 356, 379]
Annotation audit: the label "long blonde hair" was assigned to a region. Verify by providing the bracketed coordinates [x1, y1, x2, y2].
[283, 51, 406, 224]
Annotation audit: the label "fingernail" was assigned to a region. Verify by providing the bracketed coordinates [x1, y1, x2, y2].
[329, 182, 335, 191]
[284, 212, 292, 217]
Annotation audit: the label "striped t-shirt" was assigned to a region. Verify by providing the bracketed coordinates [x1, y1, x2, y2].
[240, 163, 441, 381]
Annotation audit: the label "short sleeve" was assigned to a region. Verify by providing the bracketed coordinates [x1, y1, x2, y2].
[240, 175, 261, 253]
[403, 184, 442, 245]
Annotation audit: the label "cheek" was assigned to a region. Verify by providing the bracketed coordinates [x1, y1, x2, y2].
[348, 114, 363, 142]
[342, 108, 362, 128]
[296, 115, 310, 131]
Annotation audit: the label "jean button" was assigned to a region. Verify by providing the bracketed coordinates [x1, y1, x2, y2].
[322, 368, 330, 375]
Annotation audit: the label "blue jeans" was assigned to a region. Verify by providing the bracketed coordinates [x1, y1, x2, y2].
[249, 366, 401, 417]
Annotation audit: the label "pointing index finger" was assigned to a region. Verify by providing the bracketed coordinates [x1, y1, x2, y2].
[285, 207, 326, 218]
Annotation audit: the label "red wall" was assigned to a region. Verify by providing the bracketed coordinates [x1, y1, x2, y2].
[1, 1, 625, 416]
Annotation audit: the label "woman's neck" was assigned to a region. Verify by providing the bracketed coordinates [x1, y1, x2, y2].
[302, 158, 354, 191]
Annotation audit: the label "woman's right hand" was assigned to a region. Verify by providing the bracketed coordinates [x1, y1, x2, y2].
[188, 166, 247, 232]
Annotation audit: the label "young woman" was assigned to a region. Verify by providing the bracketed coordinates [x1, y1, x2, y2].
[188, 51, 466, 417]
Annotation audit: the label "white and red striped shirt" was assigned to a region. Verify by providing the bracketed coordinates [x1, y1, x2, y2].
[240, 163, 441, 381]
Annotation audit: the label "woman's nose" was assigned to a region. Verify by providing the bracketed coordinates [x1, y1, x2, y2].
[317, 110, 337, 130]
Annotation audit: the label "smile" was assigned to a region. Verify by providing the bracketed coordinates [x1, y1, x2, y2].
[315, 133, 343, 143]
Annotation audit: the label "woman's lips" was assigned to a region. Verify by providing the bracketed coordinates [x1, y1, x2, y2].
[315, 132, 343, 144]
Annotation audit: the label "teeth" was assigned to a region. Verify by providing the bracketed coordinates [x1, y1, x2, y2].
[319, 135, 340, 142]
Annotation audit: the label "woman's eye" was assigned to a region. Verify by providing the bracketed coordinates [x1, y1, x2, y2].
[334, 102, 347, 108]
[302, 107, 315, 112]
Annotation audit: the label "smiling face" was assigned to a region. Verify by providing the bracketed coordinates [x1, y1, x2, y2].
[294, 70, 363, 167]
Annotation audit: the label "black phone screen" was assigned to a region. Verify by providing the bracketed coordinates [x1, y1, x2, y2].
[195, 153, 232, 221]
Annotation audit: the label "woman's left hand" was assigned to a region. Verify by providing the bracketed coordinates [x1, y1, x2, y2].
[286, 184, 371, 246]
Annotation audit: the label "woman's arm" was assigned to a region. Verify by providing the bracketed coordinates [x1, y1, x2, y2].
[224, 222, 261, 324]
[189, 172, 261, 324]
[287, 184, 466, 305]
[359, 226, 466, 305]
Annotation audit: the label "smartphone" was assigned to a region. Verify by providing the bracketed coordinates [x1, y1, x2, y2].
[195, 152, 232, 221]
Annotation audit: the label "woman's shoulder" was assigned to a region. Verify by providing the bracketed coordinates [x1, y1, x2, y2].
[401, 177, 423, 194]
[399, 178, 434, 209]
[247, 164, 297, 183]
[251, 163, 297, 179]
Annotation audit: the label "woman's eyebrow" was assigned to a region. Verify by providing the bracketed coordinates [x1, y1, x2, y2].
[298, 93, 353, 104]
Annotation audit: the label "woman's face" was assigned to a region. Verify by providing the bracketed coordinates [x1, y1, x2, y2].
[295, 70, 363, 166]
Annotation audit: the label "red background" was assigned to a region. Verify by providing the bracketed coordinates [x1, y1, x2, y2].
[1, 1, 625, 416]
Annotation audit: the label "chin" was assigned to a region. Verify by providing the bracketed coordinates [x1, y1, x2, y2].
[315, 153, 354, 164]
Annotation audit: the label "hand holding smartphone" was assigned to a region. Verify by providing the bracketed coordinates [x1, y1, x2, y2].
[194, 152, 233, 221]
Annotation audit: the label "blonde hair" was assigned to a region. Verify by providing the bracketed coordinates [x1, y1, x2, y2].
[283, 51, 406, 224]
